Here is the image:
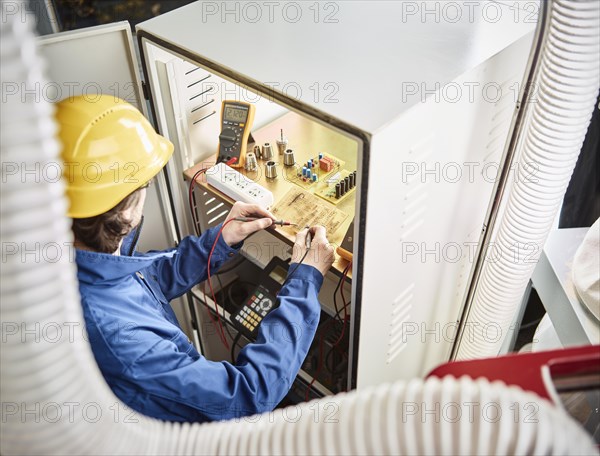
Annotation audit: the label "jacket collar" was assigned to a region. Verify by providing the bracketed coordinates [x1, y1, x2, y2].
[75, 231, 176, 284]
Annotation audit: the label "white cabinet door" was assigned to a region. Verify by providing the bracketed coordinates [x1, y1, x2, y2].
[36, 22, 175, 252]
[37, 22, 145, 112]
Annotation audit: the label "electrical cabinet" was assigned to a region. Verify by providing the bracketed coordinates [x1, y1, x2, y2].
[37, 1, 536, 399]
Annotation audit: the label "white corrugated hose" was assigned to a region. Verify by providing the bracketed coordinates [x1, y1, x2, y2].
[456, 0, 600, 360]
[0, 1, 597, 455]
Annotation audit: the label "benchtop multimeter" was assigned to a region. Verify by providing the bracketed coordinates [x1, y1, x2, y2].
[217, 100, 255, 169]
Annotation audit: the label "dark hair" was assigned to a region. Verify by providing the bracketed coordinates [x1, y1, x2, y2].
[72, 189, 144, 254]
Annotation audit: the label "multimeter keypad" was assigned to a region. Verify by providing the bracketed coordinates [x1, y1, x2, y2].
[233, 287, 274, 335]
[233, 290, 274, 334]
[229, 259, 288, 340]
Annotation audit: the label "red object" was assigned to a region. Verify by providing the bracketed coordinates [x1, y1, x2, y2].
[427, 345, 600, 402]
[320, 157, 334, 172]
[205, 218, 237, 349]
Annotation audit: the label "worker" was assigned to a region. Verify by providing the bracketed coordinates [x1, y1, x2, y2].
[56, 95, 335, 422]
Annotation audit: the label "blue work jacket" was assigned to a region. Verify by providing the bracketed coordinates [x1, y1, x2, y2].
[75, 225, 323, 422]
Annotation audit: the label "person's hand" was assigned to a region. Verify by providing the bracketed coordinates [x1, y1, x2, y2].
[221, 202, 276, 246]
[291, 225, 335, 277]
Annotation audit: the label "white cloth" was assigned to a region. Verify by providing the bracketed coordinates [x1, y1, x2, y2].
[572, 217, 600, 321]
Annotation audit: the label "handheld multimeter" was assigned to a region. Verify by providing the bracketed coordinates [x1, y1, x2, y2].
[217, 100, 255, 168]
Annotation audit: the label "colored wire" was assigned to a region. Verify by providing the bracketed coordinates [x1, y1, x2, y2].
[333, 300, 351, 321]
[284, 249, 311, 283]
[212, 254, 245, 276]
[306, 261, 352, 399]
[285, 232, 311, 281]
[325, 336, 348, 375]
[188, 159, 241, 347]
[188, 168, 209, 236]
[199, 282, 228, 347]
[332, 267, 344, 323]
[331, 261, 352, 347]
[332, 259, 352, 321]
[188, 158, 238, 236]
[206, 218, 236, 349]
[215, 274, 237, 344]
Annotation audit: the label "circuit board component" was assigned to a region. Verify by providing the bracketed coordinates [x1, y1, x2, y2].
[284, 153, 356, 205]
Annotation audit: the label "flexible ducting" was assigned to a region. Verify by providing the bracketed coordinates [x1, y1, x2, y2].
[1, 2, 597, 455]
[455, 0, 600, 360]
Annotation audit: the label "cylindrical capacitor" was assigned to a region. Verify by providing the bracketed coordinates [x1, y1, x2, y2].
[340, 179, 346, 195]
[335, 183, 341, 199]
[344, 176, 350, 190]
[312, 173, 318, 182]
[283, 149, 295, 166]
[307, 159, 312, 168]
[262, 143, 274, 160]
[349, 172, 355, 189]
[265, 161, 277, 179]
[302, 166, 308, 177]
[245, 153, 258, 171]
[276, 138, 288, 156]
[318, 153, 324, 160]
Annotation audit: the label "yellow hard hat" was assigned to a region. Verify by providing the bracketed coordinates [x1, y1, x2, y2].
[55, 95, 174, 218]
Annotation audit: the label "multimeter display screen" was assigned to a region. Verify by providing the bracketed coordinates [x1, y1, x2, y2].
[224, 106, 247, 122]
[269, 266, 288, 285]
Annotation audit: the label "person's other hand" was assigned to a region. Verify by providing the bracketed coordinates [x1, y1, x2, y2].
[291, 225, 335, 277]
[221, 202, 276, 246]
